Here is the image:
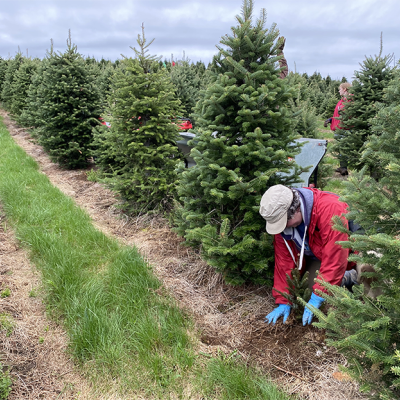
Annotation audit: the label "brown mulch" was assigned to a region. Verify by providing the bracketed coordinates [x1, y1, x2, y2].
[0, 110, 367, 400]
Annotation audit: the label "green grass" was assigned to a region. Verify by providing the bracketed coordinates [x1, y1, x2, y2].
[0, 288, 10, 298]
[316, 118, 334, 139]
[0, 363, 12, 400]
[0, 314, 15, 337]
[0, 117, 294, 399]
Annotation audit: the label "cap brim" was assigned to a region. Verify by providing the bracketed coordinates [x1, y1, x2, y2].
[266, 214, 287, 235]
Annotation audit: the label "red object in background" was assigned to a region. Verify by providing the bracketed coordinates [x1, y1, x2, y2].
[177, 119, 192, 131]
[99, 118, 111, 127]
[308, 183, 316, 188]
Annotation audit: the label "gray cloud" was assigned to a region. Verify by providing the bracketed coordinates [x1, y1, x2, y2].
[0, 0, 398, 79]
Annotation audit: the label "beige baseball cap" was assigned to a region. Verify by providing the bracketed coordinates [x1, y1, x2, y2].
[259, 185, 293, 234]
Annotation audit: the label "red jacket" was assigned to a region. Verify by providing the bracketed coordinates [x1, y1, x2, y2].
[330, 98, 351, 131]
[272, 188, 354, 304]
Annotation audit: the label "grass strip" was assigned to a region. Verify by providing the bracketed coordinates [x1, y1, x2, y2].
[0, 118, 294, 399]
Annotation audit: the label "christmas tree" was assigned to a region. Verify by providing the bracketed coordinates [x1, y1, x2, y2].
[311, 70, 400, 399]
[332, 45, 394, 175]
[286, 72, 319, 138]
[0, 57, 9, 95]
[95, 60, 115, 112]
[170, 56, 202, 116]
[36, 33, 101, 168]
[10, 58, 39, 120]
[92, 25, 183, 214]
[1, 52, 24, 109]
[174, 0, 302, 285]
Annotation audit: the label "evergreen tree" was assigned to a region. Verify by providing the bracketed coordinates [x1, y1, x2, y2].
[19, 55, 50, 129]
[174, 0, 302, 285]
[96, 60, 115, 112]
[0, 57, 9, 95]
[37, 33, 101, 168]
[276, 269, 311, 321]
[310, 70, 400, 399]
[170, 56, 202, 116]
[332, 51, 394, 174]
[92, 25, 183, 214]
[286, 72, 319, 138]
[1, 52, 24, 109]
[322, 92, 340, 118]
[9, 58, 39, 120]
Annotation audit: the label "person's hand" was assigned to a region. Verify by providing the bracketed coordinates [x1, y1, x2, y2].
[323, 118, 332, 127]
[265, 304, 291, 325]
[303, 293, 325, 326]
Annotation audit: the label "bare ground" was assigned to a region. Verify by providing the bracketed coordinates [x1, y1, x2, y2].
[0, 110, 367, 400]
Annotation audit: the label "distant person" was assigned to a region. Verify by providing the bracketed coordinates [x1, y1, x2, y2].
[259, 185, 358, 326]
[324, 82, 352, 175]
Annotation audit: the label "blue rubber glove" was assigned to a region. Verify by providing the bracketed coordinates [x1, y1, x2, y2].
[265, 304, 291, 325]
[303, 293, 325, 326]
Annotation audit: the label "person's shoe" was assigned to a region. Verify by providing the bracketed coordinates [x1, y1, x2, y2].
[335, 167, 348, 176]
[341, 269, 358, 292]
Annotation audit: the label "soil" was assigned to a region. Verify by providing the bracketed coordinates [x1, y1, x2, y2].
[0, 110, 367, 400]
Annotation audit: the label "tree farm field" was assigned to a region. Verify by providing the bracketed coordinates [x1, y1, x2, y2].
[0, 111, 366, 400]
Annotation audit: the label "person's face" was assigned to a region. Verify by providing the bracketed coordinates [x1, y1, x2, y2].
[286, 210, 302, 229]
[339, 86, 347, 97]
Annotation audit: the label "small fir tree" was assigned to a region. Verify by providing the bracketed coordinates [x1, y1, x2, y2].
[37, 33, 101, 168]
[92, 25, 183, 214]
[1, 52, 24, 109]
[276, 269, 311, 321]
[95, 61, 115, 112]
[310, 70, 400, 399]
[332, 47, 394, 174]
[174, 0, 302, 285]
[10, 58, 39, 120]
[18, 61, 45, 128]
[0, 57, 9, 95]
[19, 42, 54, 129]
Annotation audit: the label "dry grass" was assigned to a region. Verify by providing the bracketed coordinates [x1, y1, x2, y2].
[0, 110, 368, 400]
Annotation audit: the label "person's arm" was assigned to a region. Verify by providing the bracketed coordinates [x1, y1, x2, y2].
[265, 235, 298, 325]
[272, 234, 298, 304]
[312, 203, 350, 294]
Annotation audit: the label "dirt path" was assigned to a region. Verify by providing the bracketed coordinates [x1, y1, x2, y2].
[0, 110, 367, 400]
[0, 209, 92, 399]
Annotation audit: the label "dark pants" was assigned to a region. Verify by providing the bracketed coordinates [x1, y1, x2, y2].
[304, 258, 321, 290]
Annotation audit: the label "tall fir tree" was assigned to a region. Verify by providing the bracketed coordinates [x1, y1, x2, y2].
[332, 48, 394, 174]
[309, 70, 400, 399]
[36, 33, 101, 168]
[1, 52, 24, 109]
[92, 25, 183, 214]
[10, 58, 39, 120]
[174, 0, 302, 285]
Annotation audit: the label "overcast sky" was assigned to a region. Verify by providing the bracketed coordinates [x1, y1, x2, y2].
[0, 0, 398, 81]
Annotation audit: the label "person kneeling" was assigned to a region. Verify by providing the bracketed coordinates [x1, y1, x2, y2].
[259, 185, 358, 326]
